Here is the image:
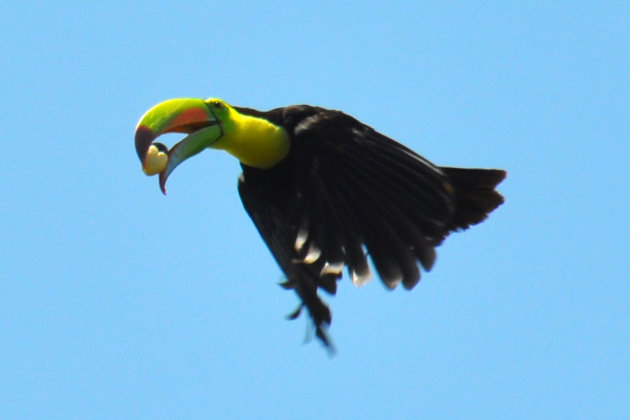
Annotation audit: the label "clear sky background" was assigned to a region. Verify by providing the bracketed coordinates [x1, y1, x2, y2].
[2, 1, 628, 419]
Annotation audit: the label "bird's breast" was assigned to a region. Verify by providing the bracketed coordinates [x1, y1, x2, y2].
[212, 114, 290, 169]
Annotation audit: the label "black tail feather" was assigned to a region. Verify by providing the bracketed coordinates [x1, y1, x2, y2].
[440, 167, 506, 231]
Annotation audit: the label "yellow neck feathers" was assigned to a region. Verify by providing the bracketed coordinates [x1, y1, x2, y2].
[211, 109, 290, 169]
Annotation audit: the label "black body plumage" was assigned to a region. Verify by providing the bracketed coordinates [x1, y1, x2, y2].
[235, 105, 506, 347]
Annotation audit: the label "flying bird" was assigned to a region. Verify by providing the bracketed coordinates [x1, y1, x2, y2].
[135, 98, 506, 348]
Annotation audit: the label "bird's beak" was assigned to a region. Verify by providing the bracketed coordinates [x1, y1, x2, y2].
[134, 98, 223, 194]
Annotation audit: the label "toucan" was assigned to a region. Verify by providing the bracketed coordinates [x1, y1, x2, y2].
[135, 97, 506, 348]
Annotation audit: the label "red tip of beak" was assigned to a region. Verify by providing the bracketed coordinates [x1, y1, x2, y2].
[135, 126, 156, 162]
[159, 171, 168, 195]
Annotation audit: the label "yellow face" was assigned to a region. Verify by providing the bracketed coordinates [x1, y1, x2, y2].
[204, 98, 291, 169]
[204, 98, 232, 121]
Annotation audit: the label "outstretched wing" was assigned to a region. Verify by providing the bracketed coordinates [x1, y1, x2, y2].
[237, 106, 467, 347]
[238, 173, 337, 347]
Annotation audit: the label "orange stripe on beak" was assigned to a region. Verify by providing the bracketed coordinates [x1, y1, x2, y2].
[165, 107, 211, 133]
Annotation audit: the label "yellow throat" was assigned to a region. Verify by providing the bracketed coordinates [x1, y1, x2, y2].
[211, 107, 290, 169]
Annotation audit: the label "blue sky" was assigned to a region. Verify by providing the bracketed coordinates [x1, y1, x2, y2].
[2, 1, 629, 418]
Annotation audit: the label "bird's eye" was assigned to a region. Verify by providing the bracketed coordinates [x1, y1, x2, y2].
[213, 101, 223, 109]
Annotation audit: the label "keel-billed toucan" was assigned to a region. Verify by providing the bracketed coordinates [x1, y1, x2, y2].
[135, 98, 506, 348]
